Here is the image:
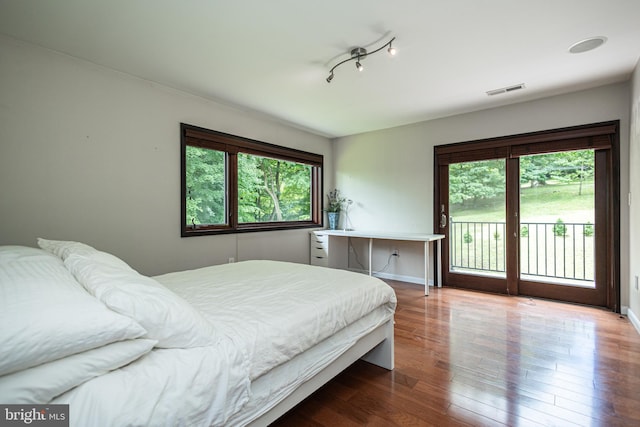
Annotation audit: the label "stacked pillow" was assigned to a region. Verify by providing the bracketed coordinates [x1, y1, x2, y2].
[0, 245, 154, 403]
[37, 238, 219, 348]
[0, 239, 219, 403]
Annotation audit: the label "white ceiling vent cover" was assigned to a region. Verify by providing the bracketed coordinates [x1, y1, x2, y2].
[486, 83, 526, 96]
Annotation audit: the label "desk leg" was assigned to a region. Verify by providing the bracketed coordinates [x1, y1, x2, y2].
[368, 238, 373, 276]
[424, 240, 430, 296]
[437, 239, 442, 288]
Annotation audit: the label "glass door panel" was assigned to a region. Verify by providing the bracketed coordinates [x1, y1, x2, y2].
[449, 159, 506, 279]
[519, 150, 595, 288]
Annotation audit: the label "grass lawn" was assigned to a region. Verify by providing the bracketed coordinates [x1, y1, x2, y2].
[451, 180, 594, 223]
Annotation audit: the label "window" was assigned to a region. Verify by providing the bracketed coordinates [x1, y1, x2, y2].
[181, 123, 323, 236]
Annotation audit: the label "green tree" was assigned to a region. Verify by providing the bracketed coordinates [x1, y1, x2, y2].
[520, 154, 554, 186]
[185, 146, 225, 226]
[186, 147, 312, 225]
[238, 153, 311, 223]
[520, 150, 594, 194]
[449, 159, 505, 208]
[560, 150, 594, 195]
[553, 218, 567, 237]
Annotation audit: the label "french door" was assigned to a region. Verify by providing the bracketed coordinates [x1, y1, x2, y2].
[434, 122, 619, 310]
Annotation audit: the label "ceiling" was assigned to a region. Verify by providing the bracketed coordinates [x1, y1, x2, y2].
[1, 1, 639, 138]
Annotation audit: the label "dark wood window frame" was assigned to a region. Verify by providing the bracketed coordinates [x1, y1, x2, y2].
[181, 123, 324, 237]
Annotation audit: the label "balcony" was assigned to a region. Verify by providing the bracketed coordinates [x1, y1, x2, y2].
[450, 220, 595, 286]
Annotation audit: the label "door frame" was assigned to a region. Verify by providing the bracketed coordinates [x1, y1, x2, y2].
[433, 121, 620, 311]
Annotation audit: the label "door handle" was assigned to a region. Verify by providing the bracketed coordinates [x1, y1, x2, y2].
[439, 204, 447, 228]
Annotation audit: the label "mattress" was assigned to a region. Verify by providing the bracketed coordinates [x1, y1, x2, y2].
[155, 260, 397, 379]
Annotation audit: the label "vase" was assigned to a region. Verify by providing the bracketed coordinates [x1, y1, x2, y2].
[327, 212, 340, 230]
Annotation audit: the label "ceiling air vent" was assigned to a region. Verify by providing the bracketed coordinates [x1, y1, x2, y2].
[486, 83, 525, 96]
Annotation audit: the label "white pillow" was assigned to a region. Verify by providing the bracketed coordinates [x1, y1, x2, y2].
[0, 246, 147, 376]
[64, 254, 219, 348]
[37, 238, 132, 269]
[0, 338, 157, 403]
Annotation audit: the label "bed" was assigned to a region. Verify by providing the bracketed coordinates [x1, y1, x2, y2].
[0, 239, 397, 426]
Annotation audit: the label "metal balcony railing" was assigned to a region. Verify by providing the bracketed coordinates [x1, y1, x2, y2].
[450, 220, 595, 283]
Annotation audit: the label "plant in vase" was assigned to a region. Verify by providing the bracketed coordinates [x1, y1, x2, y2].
[325, 189, 348, 230]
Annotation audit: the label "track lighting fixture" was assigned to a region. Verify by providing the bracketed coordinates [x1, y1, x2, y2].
[326, 37, 396, 83]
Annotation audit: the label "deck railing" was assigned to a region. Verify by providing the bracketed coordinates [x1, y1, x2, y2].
[450, 220, 594, 282]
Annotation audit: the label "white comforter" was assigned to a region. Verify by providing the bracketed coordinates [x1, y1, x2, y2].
[54, 261, 396, 426]
[52, 336, 250, 426]
[156, 260, 397, 379]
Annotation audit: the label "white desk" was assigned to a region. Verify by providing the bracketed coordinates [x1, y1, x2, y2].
[310, 230, 445, 296]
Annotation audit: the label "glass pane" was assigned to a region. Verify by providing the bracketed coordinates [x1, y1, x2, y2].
[185, 145, 226, 226]
[449, 159, 506, 277]
[238, 153, 312, 223]
[519, 150, 595, 287]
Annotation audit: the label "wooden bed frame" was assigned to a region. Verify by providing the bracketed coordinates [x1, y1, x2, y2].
[247, 318, 394, 426]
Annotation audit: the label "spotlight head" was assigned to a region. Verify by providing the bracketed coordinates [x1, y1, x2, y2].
[388, 45, 396, 56]
[356, 61, 363, 71]
[326, 73, 334, 83]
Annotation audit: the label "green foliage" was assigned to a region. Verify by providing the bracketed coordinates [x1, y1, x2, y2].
[325, 188, 348, 212]
[584, 222, 594, 237]
[520, 226, 529, 237]
[450, 150, 595, 214]
[463, 232, 473, 244]
[238, 153, 311, 223]
[553, 218, 567, 237]
[519, 150, 594, 187]
[449, 159, 505, 207]
[493, 230, 500, 241]
[185, 146, 225, 226]
[186, 146, 311, 226]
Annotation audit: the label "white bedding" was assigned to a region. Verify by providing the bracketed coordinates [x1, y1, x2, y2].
[2, 244, 397, 427]
[155, 260, 397, 379]
[53, 335, 251, 427]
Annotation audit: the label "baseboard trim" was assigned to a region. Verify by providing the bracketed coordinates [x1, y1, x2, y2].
[348, 268, 433, 287]
[628, 308, 640, 336]
[373, 271, 432, 286]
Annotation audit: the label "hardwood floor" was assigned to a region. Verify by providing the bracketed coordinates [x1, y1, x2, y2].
[272, 281, 640, 426]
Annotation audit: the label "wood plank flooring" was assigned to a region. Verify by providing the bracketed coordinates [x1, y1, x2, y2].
[271, 281, 640, 426]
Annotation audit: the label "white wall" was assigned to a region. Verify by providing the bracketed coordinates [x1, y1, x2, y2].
[0, 35, 332, 275]
[628, 61, 640, 332]
[334, 83, 631, 309]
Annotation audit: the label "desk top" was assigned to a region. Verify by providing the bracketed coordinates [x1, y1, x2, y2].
[313, 229, 445, 242]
